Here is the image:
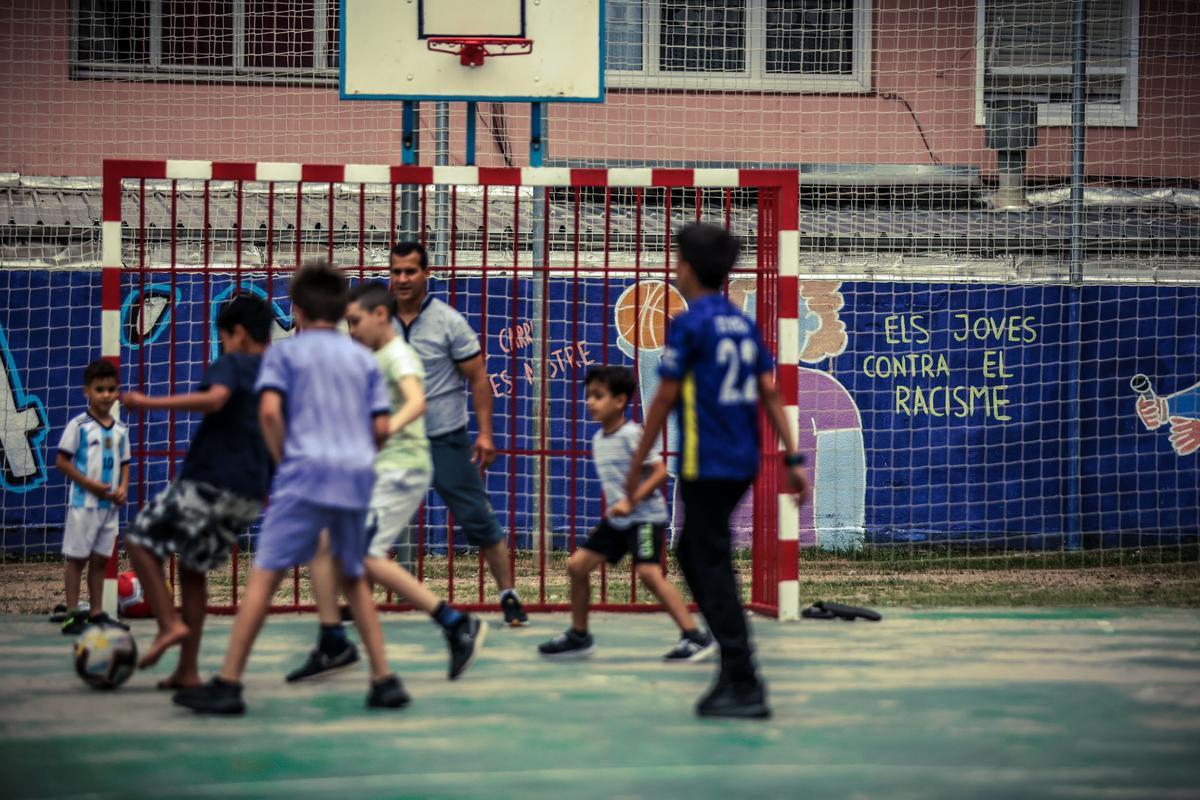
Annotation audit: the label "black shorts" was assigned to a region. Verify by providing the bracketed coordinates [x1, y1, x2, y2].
[582, 519, 666, 566]
[127, 479, 263, 573]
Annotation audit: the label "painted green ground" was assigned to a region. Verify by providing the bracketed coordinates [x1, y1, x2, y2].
[2, 609, 1199, 800]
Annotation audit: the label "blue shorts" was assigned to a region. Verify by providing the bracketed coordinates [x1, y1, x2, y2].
[254, 493, 370, 578]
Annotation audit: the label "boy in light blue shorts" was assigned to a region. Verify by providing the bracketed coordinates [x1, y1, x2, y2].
[174, 261, 409, 715]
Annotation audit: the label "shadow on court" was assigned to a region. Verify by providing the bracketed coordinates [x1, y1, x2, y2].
[2, 609, 1198, 799]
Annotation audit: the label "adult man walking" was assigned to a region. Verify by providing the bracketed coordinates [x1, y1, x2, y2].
[389, 242, 528, 626]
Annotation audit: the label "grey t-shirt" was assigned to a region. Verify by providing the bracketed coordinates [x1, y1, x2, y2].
[393, 296, 482, 437]
[592, 420, 669, 530]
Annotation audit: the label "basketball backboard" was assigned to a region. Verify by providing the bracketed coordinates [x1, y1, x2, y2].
[340, 0, 605, 103]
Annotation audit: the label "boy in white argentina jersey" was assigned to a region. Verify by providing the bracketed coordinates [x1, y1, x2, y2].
[54, 360, 131, 634]
[287, 282, 487, 683]
[538, 366, 714, 662]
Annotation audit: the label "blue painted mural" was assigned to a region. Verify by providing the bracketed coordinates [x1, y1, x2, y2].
[1, 269, 1196, 555]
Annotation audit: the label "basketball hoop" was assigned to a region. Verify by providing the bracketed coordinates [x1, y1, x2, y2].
[427, 37, 534, 68]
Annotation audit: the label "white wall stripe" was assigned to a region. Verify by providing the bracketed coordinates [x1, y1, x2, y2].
[692, 168, 740, 187]
[344, 164, 391, 185]
[256, 162, 303, 182]
[101, 310, 121, 357]
[521, 167, 572, 186]
[607, 168, 654, 187]
[166, 160, 213, 181]
[101, 221, 122, 268]
[778, 320, 801, 365]
[779, 230, 800, 277]
[433, 166, 479, 185]
[778, 581, 800, 622]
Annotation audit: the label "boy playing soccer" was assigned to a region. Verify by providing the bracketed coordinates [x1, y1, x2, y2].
[120, 295, 274, 688]
[627, 223, 810, 719]
[287, 281, 486, 683]
[54, 360, 131, 634]
[175, 261, 408, 714]
[537, 365, 714, 662]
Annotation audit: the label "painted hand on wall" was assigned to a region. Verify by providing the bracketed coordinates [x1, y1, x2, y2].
[1133, 376, 1200, 456]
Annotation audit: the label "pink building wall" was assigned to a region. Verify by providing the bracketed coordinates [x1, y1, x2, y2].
[1, 0, 1196, 179]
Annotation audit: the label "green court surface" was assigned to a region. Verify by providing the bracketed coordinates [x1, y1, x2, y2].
[3, 609, 1199, 800]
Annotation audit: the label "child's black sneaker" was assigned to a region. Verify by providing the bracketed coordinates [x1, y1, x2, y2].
[285, 641, 360, 683]
[173, 677, 246, 715]
[88, 611, 130, 631]
[366, 675, 411, 709]
[60, 609, 89, 636]
[696, 677, 771, 720]
[664, 630, 717, 663]
[537, 628, 595, 659]
[444, 615, 488, 680]
[49, 603, 69, 623]
[501, 592, 528, 627]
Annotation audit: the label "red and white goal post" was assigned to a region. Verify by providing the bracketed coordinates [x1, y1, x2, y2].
[100, 160, 803, 620]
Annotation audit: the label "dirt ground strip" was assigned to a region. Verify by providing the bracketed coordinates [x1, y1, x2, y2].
[3, 552, 1197, 615]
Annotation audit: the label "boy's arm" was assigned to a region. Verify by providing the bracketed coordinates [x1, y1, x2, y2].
[259, 390, 287, 464]
[612, 460, 669, 517]
[373, 414, 390, 450]
[624, 380, 680, 502]
[121, 386, 232, 415]
[758, 371, 810, 506]
[110, 462, 130, 505]
[54, 452, 109, 499]
[388, 375, 427, 435]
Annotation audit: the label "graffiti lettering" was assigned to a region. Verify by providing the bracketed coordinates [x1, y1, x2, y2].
[951, 313, 1038, 344]
[488, 341, 595, 398]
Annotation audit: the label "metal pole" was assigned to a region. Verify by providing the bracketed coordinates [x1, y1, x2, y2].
[400, 102, 421, 240]
[466, 101, 477, 166]
[1064, 0, 1087, 551]
[529, 103, 548, 553]
[1070, 0, 1087, 285]
[434, 101, 451, 267]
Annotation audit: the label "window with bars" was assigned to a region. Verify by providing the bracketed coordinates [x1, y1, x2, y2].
[607, 0, 872, 92]
[977, 0, 1139, 127]
[73, 0, 339, 82]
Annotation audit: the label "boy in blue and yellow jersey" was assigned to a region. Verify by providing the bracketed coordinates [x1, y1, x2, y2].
[627, 222, 810, 720]
[54, 360, 131, 634]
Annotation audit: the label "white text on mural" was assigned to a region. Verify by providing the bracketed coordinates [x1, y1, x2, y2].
[862, 313, 1038, 422]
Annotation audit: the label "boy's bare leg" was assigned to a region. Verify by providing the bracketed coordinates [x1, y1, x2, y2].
[218, 567, 285, 683]
[481, 540, 513, 592]
[341, 572, 391, 681]
[129, 542, 189, 668]
[364, 558, 439, 614]
[86, 552, 107, 615]
[64, 558, 85, 609]
[636, 564, 696, 632]
[160, 568, 207, 689]
[309, 532, 342, 627]
[567, 550, 606, 632]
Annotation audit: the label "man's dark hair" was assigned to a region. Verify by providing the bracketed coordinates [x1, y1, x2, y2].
[349, 281, 395, 317]
[82, 359, 118, 386]
[216, 294, 273, 343]
[390, 241, 429, 269]
[585, 365, 636, 407]
[289, 259, 349, 323]
[675, 222, 741, 290]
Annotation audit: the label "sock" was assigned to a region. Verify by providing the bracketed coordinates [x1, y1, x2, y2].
[570, 627, 588, 639]
[431, 601, 464, 630]
[500, 588, 519, 602]
[318, 623, 347, 656]
[684, 628, 709, 643]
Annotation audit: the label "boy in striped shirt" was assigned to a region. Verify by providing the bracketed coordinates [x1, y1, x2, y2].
[54, 360, 131, 634]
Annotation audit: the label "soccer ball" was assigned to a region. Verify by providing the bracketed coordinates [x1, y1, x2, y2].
[74, 624, 137, 690]
[118, 570, 171, 618]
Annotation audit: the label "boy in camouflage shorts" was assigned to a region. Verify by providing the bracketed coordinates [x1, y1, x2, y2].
[121, 295, 274, 688]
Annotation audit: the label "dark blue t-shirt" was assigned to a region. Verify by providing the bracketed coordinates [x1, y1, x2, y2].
[179, 353, 271, 500]
[659, 293, 774, 481]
